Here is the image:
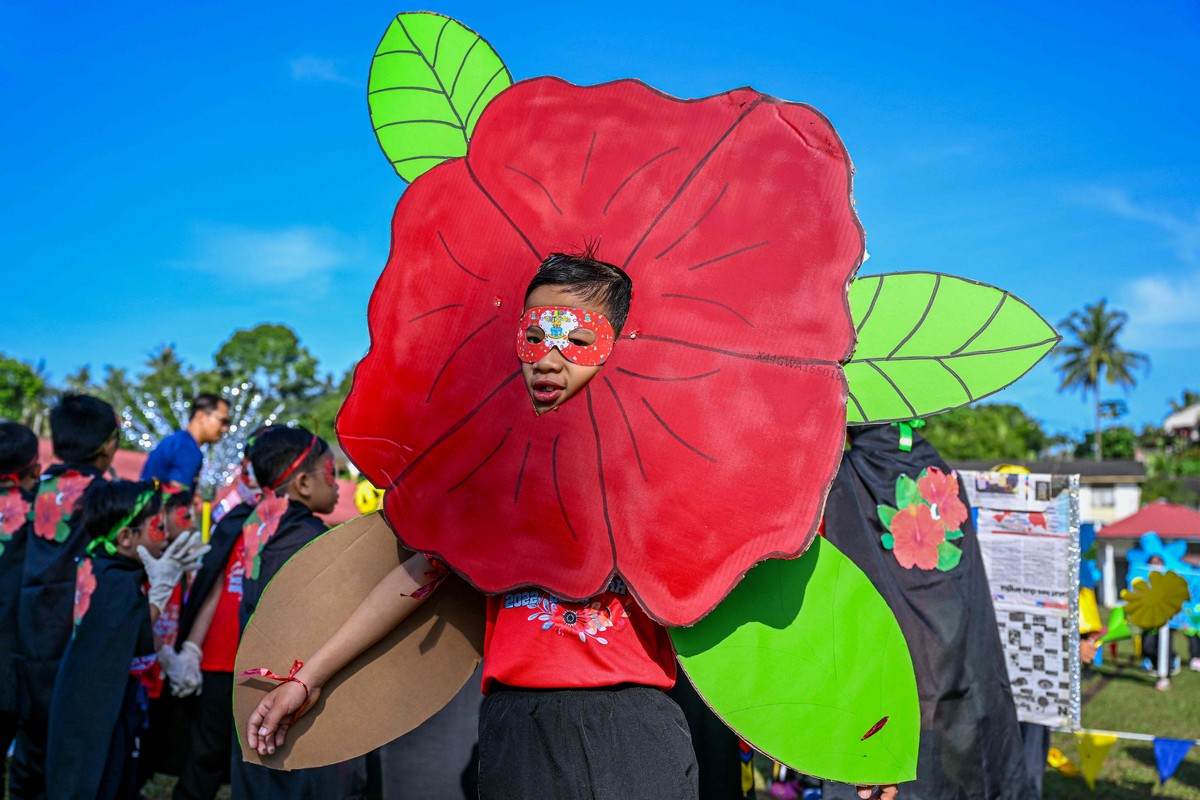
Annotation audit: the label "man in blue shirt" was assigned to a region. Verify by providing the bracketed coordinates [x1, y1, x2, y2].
[140, 394, 231, 490]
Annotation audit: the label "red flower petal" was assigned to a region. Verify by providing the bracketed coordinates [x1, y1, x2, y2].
[74, 558, 97, 626]
[0, 490, 30, 537]
[34, 490, 63, 541]
[889, 505, 945, 571]
[916, 467, 967, 532]
[339, 78, 861, 626]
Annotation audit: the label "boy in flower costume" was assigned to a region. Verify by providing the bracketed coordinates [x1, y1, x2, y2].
[12, 394, 119, 797]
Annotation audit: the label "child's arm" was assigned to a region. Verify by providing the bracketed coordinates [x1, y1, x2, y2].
[186, 578, 223, 649]
[246, 552, 440, 755]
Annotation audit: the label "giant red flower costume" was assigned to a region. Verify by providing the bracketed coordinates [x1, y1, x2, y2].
[340, 77, 862, 627]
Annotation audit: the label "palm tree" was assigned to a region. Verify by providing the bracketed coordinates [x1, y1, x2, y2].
[1168, 390, 1200, 414]
[1055, 300, 1149, 460]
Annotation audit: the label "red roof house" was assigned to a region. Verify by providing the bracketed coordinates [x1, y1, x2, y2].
[1097, 499, 1200, 540]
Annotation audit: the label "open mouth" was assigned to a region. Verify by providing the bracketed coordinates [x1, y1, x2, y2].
[531, 379, 565, 405]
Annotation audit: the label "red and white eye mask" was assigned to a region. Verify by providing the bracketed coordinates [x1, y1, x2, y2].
[516, 306, 616, 367]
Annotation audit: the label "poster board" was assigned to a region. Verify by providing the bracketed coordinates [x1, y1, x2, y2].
[964, 471, 1082, 729]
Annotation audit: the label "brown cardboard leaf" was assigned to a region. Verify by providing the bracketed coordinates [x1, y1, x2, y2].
[233, 512, 486, 770]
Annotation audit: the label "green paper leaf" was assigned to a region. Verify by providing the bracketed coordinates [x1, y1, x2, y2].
[896, 474, 921, 509]
[368, 13, 512, 182]
[881, 533, 895, 549]
[845, 272, 1059, 424]
[877, 504, 898, 531]
[670, 537, 919, 785]
[936, 541, 962, 571]
[944, 527, 964, 540]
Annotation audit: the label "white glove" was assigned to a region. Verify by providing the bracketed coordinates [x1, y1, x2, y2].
[139, 531, 211, 612]
[167, 641, 204, 697]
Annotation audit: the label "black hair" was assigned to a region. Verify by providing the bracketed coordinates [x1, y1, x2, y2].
[163, 488, 194, 512]
[50, 394, 118, 462]
[189, 393, 229, 420]
[0, 421, 38, 479]
[524, 248, 634, 335]
[80, 480, 164, 542]
[247, 426, 330, 491]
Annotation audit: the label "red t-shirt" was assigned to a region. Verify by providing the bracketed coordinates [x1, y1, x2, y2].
[143, 584, 183, 698]
[480, 575, 677, 694]
[201, 539, 244, 673]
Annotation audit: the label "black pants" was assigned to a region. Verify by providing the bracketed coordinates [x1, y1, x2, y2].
[173, 672, 233, 800]
[478, 686, 698, 800]
[8, 716, 47, 800]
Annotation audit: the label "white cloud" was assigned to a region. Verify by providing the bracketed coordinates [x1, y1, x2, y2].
[1070, 187, 1200, 348]
[1072, 186, 1200, 266]
[288, 56, 358, 87]
[176, 225, 353, 295]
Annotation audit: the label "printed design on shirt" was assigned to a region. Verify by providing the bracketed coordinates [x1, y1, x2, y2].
[33, 471, 95, 542]
[241, 491, 289, 580]
[876, 466, 965, 572]
[129, 653, 158, 674]
[227, 549, 245, 597]
[508, 576, 631, 644]
[0, 487, 30, 556]
[73, 557, 97, 627]
[153, 589, 181, 648]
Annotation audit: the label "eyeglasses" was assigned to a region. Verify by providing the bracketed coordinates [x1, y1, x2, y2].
[209, 411, 233, 426]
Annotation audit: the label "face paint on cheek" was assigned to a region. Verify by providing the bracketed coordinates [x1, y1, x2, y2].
[516, 306, 616, 366]
[146, 514, 167, 543]
[322, 459, 336, 487]
[172, 507, 192, 532]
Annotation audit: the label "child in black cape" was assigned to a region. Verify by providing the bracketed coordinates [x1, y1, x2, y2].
[228, 426, 344, 799]
[820, 424, 1036, 800]
[45, 480, 207, 799]
[169, 452, 262, 800]
[11, 394, 120, 797]
[0, 421, 40, 797]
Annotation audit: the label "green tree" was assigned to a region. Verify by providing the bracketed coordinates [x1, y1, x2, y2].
[1073, 426, 1137, 460]
[1054, 299, 1149, 460]
[63, 365, 94, 393]
[310, 367, 355, 441]
[920, 403, 1048, 461]
[0, 354, 51, 434]
[213, 324, 320, 406]
[140, 344, 194, 398]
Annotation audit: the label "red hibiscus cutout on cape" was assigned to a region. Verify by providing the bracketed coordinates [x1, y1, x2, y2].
[33, 490, 63, 541]
[916, 467, 967, 532]
[339, 78, 862, 626]
[57, 471, 93, 515]
[242, 493, 288, 580]
[74, 557, 97, 626]
[889, 505, 946, 571]
[0, 489, 30, 538]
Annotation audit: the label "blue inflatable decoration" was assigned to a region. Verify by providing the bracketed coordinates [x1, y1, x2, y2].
[1127, 533, 1198, 629]
[1079, 523, 1101, 590]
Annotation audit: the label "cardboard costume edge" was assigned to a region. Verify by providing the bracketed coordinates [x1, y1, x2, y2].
[234, 512, 486, 770]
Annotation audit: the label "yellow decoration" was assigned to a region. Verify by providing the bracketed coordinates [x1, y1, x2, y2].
[1121, 570, 1191, 630]
[1075, 732, 1118, 789]
[1079, 587, 1102, 634]
[355, 479, 386, 515]
[1047, 747, 1080, 777]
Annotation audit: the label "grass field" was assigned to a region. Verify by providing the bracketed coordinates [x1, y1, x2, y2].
[1045, 633, 1200, 800]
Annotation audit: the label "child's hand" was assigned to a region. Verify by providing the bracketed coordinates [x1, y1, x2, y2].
[246, 679, 320, 756]
[856, 786, 899, 799]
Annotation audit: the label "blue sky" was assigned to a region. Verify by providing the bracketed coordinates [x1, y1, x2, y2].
[3, 1, 1198, 437]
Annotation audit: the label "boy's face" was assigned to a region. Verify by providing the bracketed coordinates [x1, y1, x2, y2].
[520, 285, 611, 415]
[165, 501, 194, 539]
[293, 452, 339, 515]
[121, 511, 169, 559]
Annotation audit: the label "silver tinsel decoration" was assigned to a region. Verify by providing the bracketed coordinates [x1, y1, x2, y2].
[121, 382, 283, 498]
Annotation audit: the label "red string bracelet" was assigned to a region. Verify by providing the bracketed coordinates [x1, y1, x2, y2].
[240, 659, 310, 723]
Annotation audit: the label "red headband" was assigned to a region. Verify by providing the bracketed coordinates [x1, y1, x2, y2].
[268, 433, 320, 491]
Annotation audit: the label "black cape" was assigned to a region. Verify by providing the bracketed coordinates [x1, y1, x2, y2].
[46, 552, 155, 799]
[0, 485, 33, 717]
[17, 462, 107, 728]
[822, 425, 1035, 800]
[231, 499, 342, 799]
